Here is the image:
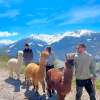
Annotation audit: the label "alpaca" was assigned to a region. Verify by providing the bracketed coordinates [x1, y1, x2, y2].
[7, 51, 23, 80]
[47, 53, 75, 100]
[25, 51, 49, 93]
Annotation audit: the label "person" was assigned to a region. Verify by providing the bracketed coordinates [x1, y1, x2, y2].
[23, 43, 33, 65]
[45, 46, 55, 72]
[74, 43, 96, 100]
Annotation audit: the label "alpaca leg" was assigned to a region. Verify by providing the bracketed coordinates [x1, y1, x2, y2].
[36, 84, 39, 92]
[34, 81, 39, 95]
[48, 88, 52, 97]
[31, 78, 35, 90]
[35, 85, 39, 95]
[47, 82, 52, 97]
[57, 94, 64, 100]
[41, 80, 46, 93]
[25, 77, 30, 90]
[9, 68, 13, 78]
[16, 70, 20, 80]
[32, 81, 35, 89]
[52, 89, 55, 94]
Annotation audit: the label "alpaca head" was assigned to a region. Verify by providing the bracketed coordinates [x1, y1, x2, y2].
[65, 53, 75, 67]
[66, 53, 75, 60]
[40, 51, 49, 65]
[41, 51, 49, 59]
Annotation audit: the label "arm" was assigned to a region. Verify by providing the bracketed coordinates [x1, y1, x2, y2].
[73, 56, 77, 76]
[90, 56, 96, 90]
[90, 56, 96, 78]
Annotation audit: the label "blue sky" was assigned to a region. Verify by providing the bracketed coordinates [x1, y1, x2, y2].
[0, 0, 100, 44]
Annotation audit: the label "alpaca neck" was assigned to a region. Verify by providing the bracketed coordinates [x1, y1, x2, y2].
[39, 57, 46, 67]
[39, 58, 46, 74]
[18, 56, 23, 65]
[63, 66, 73, 84]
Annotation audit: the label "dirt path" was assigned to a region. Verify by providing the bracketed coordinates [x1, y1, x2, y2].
[0, 69, 100, 100]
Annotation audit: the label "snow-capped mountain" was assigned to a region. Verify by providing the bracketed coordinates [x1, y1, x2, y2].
[52, 32, 100, 60]
[29, 29, 95, 44]
[0, 30, 100, 62]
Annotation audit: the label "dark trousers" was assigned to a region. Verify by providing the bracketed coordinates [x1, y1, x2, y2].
[76, 79, 96, 100]
[46, 65, 54, 72]
[46, 65, 55, 96]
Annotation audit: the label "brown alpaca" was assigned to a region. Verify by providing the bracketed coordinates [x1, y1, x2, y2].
[47, 53, 75, 100]
[25, 51, 49, 93]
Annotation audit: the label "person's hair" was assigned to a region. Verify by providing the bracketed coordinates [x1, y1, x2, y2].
[46, 46, 51, 53]
[25, 43, 29, 47]
[78, 43, 86, 49]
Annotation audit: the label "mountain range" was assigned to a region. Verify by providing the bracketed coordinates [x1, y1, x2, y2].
[0, 30, 100, 62]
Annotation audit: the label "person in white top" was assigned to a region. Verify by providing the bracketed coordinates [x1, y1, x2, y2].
[45, 46, 55, 94]
[45, 46, 55, 72]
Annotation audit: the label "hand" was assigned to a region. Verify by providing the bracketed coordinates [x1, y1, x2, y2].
[91, 76, 96, 81]
[91, 77, 96, 91]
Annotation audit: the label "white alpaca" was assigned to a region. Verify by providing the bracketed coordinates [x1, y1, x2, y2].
[7, 51, 23, 79]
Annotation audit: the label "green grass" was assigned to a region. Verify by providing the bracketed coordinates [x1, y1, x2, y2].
[0, 55, 9, 62]
[0, 55, 9, 69]
[0, 61, 7, 69]
[0, 55, 26, 73]
[96, 80, 100, 91]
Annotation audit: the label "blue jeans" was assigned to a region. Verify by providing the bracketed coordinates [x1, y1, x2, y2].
[76, 79, 96, 100]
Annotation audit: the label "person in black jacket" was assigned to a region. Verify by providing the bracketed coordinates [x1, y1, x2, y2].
[23, 43, 33, 65]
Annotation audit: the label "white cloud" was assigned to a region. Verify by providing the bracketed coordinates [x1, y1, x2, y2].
[0, 31, 19, 37]
[42, 5, 100, 26]
[69, 6, 100, 22]
[58, 5, 100, 25]
[26, 9, 62, 26]
[0, 9, 19, 18]
[0, 39, 16, 45]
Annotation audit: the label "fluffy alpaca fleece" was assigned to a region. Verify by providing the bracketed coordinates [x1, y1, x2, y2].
[7, 51, 23, 79]
[47, 53, 75, 100]
[25, 51, 49, 93]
